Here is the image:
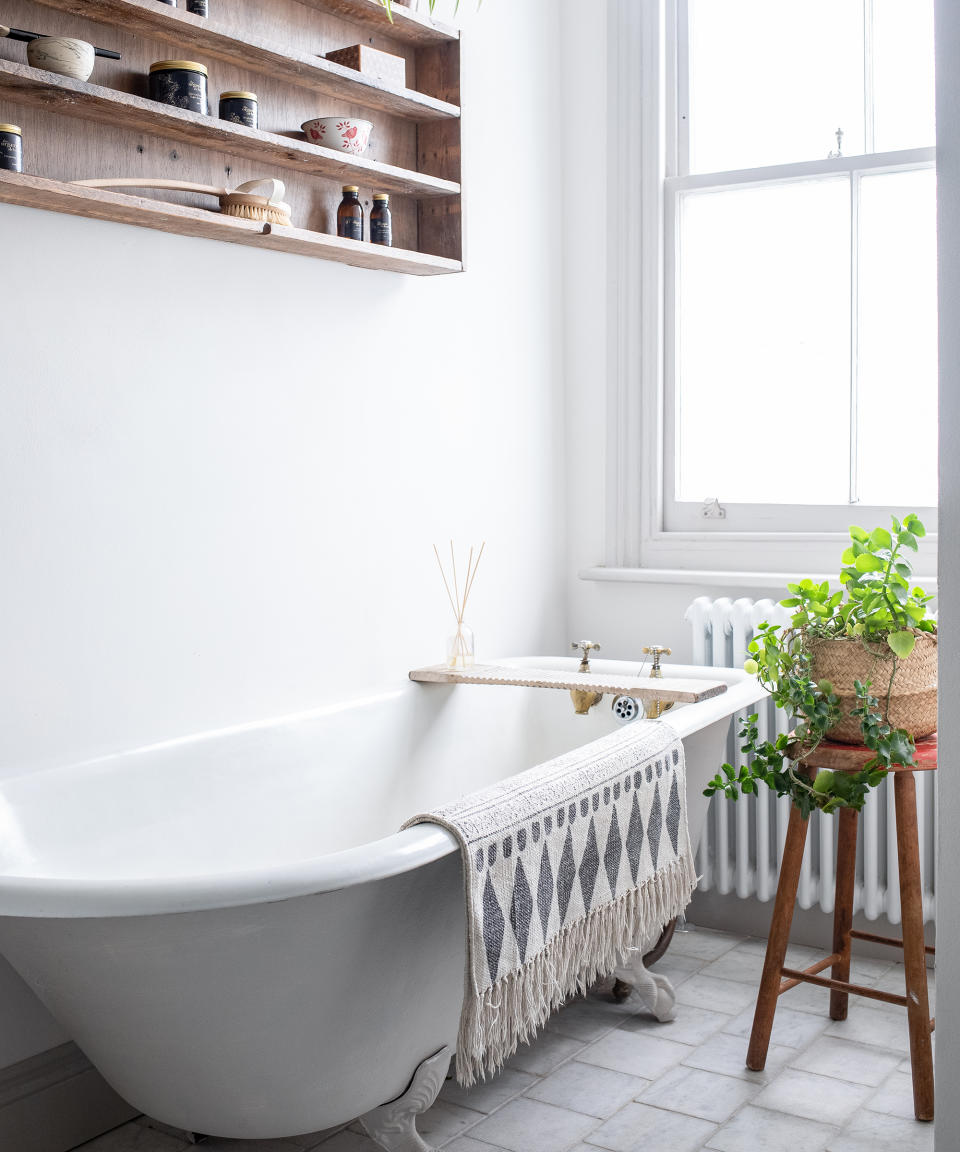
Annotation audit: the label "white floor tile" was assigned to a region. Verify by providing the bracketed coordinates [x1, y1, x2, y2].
[753, 1068, 873, 1126]
[441, 1066, 537, 1114]
[825, 1109, 934, 1152]
[417, 1100, 484, 1145]
[579, 1028, 693, 1080]
[547, 997, 636, 1043]
[584, 1101, 717, 1151]
[636, 1063, 760, 1123]
[863, 1069, 922, 1120]
[824, 1005, 910, 1054]
[704, 1104, 837, 1152]
[467, 1098, 598, 1152]
[681, 1029, 795, 1084]
[619, 1002, 730, 1046]
[444, 1139, 512, 1152]
[200, 1141, 305, 1152]
[526, 1060, 649, 1118]
[75, 1127, 192, 1152]
[790, 1036, 903, 1086]
[506, 1030, 585, 1076]
[722, 1000, 829, 1049]
[312, 1132, 378, 1152]
[673, 974, 759, 1015]
[668, 926, 744, 961]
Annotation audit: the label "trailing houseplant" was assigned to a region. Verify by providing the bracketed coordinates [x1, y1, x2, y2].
[704, 515, 936, 818]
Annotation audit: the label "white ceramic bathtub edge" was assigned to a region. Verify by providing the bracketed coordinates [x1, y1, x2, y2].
[0, 660, 766, 919]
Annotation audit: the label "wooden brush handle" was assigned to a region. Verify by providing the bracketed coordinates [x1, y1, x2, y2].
[73, 178, 226, 197]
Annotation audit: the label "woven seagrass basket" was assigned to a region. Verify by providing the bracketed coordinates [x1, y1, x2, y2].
[807, 632, 938, 744]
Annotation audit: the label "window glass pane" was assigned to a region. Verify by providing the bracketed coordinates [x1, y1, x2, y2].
[857, 167, 937, 507]
[872, 0, 936, 152]
[687, 0, 864, 174]
[677, 179, 851, 504]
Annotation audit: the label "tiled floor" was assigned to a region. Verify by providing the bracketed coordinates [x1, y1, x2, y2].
[75, 926, 935, 1152]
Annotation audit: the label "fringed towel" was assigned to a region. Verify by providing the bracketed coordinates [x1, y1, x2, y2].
[403, 719, 697, 1085]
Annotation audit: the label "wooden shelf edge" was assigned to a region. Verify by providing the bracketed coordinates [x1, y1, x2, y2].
[295, 0, 459, 44]
[0, 60, 460, 199]
[31, 0, 460, 121]
[0, 171, 463, 275]
[409, 665, 729, 704]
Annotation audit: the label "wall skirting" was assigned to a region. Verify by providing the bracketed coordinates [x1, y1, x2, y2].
[0, 1043, 136, 1152]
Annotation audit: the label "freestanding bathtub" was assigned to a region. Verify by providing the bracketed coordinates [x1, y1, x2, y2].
[0, 657, 765, 1144]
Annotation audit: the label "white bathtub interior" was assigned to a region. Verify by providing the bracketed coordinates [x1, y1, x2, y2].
[0, 658, 760, 892]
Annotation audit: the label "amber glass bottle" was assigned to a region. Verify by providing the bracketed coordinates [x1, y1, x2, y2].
[370, 194, 392, 247]
[337, 186, 363, 241]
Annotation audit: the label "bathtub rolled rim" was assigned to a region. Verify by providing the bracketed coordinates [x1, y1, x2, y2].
[0, 823, 461, 920]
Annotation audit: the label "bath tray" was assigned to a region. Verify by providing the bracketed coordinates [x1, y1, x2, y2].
[408, 665, 728, 703]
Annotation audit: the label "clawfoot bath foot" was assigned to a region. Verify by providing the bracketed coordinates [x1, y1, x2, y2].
[359, 1045, 453, 1152]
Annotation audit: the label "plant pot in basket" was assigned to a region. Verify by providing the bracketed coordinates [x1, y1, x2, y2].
[808, 632, 938, 744]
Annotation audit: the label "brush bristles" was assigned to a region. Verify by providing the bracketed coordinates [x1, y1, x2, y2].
[220, 201, 291, 226]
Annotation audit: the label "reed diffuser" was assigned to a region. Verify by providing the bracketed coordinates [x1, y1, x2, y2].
[434, 541, 484, 669]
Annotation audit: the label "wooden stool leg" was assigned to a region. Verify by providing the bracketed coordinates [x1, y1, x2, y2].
[830, 807, 858, 1021]
[894, 772, 934, 1122]
[747, 802, 810, 1071]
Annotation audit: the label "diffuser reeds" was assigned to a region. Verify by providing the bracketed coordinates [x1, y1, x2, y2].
[434, 541, 484, 668]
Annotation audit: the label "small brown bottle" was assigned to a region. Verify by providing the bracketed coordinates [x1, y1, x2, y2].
[337, 185, 363, 241]
[370, 193, 392, 247]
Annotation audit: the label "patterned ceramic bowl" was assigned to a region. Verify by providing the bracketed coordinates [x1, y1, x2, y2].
[301, 117, 373, 155]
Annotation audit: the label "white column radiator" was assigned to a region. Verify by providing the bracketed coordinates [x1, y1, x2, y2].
[685, 596, 936, 924]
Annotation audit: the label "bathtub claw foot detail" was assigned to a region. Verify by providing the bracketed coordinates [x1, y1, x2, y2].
[359, 1045, 453, 1152]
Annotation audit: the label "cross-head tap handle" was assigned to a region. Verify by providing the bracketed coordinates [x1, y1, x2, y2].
[642, 645, 672, 673]
[572, 641, 601, 671]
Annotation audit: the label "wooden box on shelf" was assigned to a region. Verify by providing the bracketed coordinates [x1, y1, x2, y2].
[0, 0, 463, 275]
[324, 44, 406, 89]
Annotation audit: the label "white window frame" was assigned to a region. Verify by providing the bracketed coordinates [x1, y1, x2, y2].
[600, 0, 938, 580]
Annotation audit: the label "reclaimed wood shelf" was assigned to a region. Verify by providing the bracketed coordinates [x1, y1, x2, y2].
[0, 60, 460, 198]
[409, 665, 729, 704]
[0, 170, 463, 274]
[295, 0, 459, 45]
[32, 0, 461, 122]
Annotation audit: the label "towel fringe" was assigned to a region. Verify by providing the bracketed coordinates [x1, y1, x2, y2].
[454, 850, 697, 1086]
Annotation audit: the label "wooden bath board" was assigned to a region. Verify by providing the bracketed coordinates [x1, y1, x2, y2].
[408, 665, 728, 704]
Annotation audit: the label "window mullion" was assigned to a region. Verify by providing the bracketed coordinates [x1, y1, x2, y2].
[674, 0, 690, 177]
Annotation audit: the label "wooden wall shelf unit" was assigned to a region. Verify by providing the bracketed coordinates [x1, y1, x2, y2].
[0, 0, 463, 273]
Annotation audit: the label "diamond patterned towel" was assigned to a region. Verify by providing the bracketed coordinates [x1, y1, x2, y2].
[403, 719, 696, 1085]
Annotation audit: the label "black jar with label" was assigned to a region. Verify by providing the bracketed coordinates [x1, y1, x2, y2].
[0, 124, 22, 173]
[337, 185, 363, 241]
[219, 91, 258, 129]
[370, 193, 392, 246]
[186, 0, 208, 14]
[149, 60, 209, 114]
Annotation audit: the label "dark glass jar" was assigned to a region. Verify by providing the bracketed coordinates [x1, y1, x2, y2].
[337, 185, 363, 241]
[157, 1, 176, 5]
[0, 124, 22, 173]
[219, 91, 258, 129]
[186, 0, 208, 13]
[370, 193, 392, 247]
[149, 60, 208, 114]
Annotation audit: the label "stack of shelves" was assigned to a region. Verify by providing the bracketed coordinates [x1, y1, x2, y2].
[0, 0, 463, 274]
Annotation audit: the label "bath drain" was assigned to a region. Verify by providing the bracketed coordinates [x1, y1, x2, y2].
[612, 695, 640, 723]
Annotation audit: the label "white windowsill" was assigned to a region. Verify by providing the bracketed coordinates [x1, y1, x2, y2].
[579, 566, 939, 592]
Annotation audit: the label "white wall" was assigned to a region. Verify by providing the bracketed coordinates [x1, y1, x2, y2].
[935, 0, 959, 1144]
[0, 0, 565, 1068]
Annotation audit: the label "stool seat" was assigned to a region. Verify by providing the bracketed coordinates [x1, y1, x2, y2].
[794, 732, 938, 773]
[747, 736, 936, 1121]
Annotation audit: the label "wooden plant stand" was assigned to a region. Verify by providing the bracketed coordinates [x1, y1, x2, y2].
[746, 734, 937, 1121]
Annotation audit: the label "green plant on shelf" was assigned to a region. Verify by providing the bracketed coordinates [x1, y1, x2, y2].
[703, 514, 936, 818]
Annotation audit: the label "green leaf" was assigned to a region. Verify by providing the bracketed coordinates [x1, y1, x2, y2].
[887, 630, 916, 659]
[855, 553, 884, 573]
[849, 525, 869, 543]
[900, 531, 918, 550]
[841, 548, 856, 564]
[869, 527, 892, 550]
